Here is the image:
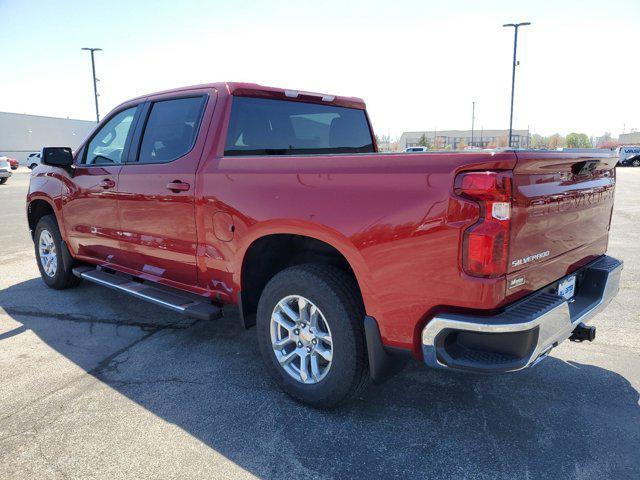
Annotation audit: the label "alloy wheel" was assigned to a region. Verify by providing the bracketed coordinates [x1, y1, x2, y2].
[270, 295, 333, 384]
[38, 229, 58, 277]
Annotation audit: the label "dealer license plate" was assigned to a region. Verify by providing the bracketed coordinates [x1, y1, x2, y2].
[557, 275, 576, 300]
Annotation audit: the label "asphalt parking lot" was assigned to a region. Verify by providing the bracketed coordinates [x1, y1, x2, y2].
[1, 167, 638, 480]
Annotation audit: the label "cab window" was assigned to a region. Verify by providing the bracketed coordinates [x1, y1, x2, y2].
[83, 107, 137, 165]
[137, 96, 206, 164]
[224, 96, 374, 156]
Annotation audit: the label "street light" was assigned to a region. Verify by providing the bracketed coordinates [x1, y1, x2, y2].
[471, 101, 476, 147]
[502, 22, 530, 148]
[81, 47, 102, 123]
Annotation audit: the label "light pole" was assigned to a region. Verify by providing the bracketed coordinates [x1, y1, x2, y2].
[502, 22, 530, 148]
[81, 47, 102, 123]
[471, 101, 476, 147]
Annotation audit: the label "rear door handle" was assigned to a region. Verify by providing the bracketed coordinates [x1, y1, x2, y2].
[166, 181, 190, 192]
[99, 178, 116, 189]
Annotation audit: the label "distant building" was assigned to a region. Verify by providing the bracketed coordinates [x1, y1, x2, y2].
[0, 112, 96, 164]
[399, 129, 530, 150]
[618, 131, 640, 145]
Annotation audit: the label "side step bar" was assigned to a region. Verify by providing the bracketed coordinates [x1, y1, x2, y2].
[72, 266, 222, 321]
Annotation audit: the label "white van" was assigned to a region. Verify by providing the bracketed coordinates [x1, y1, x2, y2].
[404, 146, 429, 153]
[27, 152, 42, 169]
[616, 146, 640, 167]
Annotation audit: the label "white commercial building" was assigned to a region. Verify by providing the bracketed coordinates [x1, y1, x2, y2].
[0, 112, 96, 164]
[399, 129, 530, 150]
[618, 132, 640, 145]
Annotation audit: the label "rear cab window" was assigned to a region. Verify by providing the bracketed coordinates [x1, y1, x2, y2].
[224, 97, 374, 156]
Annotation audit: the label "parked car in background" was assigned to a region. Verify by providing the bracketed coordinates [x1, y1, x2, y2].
[0, 157, 12, 184]
[6, 157, 19, 170]
[404, 146, 429, 152]
[27, 82, 623, 408]
[616, 145, 640, 167]
[27, 152, 42, 169]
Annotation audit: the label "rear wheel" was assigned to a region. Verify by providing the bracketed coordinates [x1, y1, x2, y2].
[34, 215, 80, 289]
[632, 158, 640, 167]
[256, 264, 368, 408]
[0, 178, 7, 185]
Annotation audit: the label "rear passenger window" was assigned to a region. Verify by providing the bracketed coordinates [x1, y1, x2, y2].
[138, 96, 206, 164]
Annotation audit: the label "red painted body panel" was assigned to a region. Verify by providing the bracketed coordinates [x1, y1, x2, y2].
[504, 151, 617, 300]
[27, 82, 618, 356]
[26, 171, 66, 233]
[114, 87, 218, 286]
[195, 150, 518, 352]
[63, 164, 122, 262]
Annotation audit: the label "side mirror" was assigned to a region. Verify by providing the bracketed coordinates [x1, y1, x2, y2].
[42, 147, 73, 167]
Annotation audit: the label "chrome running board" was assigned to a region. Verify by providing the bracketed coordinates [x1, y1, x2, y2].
[72, 266, 222, 321]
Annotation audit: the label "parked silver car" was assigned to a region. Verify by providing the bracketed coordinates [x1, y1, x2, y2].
[0, 157, 12, 184]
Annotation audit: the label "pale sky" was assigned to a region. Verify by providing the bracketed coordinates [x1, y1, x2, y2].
[1, 0, 638, 139]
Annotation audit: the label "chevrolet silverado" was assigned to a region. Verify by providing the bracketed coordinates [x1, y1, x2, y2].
[27, 82, 623, 407]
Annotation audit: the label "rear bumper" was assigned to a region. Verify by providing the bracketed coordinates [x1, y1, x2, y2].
[421, 255, 623, 373]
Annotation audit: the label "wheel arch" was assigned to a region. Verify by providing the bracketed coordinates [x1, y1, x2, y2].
[27, 197, 58, 239]
[235, 226, 377, 328]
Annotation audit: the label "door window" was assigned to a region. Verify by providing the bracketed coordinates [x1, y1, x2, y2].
[137, 96, 206, 164]
[84, 107, 137, 165]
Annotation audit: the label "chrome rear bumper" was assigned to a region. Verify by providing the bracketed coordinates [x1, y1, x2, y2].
[421, 255, 623, 373]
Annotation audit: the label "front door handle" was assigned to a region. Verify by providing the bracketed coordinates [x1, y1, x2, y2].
[166, 181, 190, 192]
[99, 178, 116, 189]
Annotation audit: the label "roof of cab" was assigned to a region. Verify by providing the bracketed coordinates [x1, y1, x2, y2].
[125, 82, 367, 110]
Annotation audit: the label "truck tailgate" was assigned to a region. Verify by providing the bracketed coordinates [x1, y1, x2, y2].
[506, 151, 617, 297]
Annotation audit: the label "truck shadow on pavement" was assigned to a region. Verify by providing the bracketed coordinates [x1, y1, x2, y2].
[1, 278, 639, 479]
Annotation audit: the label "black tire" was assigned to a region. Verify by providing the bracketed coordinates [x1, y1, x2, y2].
[34, 215, 81, 289]
[29, 164, 37, 169]
[0, 178, 7, 185]
[633, 158, 640, 167]
[256, 264, 369, 408]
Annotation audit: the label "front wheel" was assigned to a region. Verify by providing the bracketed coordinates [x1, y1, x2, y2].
[0, 178, 7, 185]
[34, 215, 80, 289]
[632, 158, 640, 167]
[256, 264, 369, 408]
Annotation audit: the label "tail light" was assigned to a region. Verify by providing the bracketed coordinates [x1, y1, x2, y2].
[455, 171, 512, 278]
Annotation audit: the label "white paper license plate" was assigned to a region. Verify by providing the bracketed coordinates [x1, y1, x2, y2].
[557, 275, 576, 300]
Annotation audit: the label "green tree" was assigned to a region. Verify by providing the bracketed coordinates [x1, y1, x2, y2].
[531, 134, 549, 149]
[548, 134, 566, 149]
[417, 133, 429, 147]
[566, 132, 592, 148]
[596, 132, 618, 149]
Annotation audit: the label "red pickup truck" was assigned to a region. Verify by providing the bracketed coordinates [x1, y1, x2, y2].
[27, 82, 623, 407]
